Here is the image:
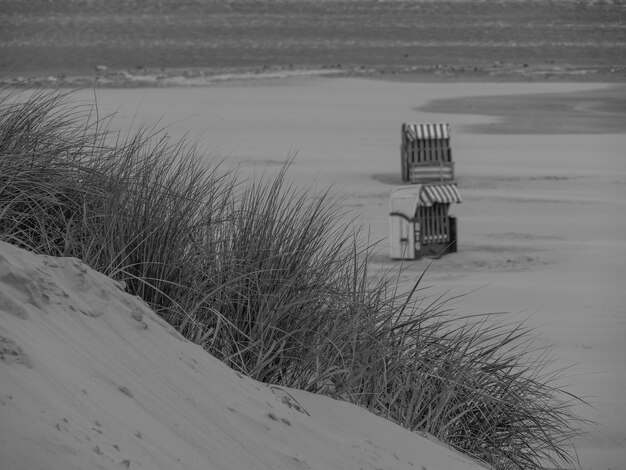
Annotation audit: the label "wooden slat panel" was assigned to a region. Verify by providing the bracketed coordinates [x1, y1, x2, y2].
[429, 207, 435, 244]
[434, 125, 441, 163]
[408, 164, 454, 183]
[418, 204, 451, 245]
[428, 124, 435, 162]
[440, 205, 448, 243]
[434, 207, 439, 242]
[401, 146, 408, 182]
[417, 131, 424, 163]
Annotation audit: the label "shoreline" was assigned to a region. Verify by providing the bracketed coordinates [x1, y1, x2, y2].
[2, 62, 625, 89]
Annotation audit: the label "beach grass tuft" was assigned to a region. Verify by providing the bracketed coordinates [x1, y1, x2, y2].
[0, 86, 587, 470]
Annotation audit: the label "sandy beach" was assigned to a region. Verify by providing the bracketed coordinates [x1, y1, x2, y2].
[1, 75, 625, 470]
[2, 0, 625, 467]
[79, 77, 626, 469]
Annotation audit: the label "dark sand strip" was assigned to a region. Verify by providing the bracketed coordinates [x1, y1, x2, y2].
[418, 85, 626, 134]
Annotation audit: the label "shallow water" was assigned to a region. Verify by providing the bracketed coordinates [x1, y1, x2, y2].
[1, 0, 624, 76]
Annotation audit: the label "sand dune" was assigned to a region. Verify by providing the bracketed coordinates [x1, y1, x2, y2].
[0, 240, 488, 470]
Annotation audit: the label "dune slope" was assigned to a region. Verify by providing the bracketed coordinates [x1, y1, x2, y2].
[0, 241, 487, 470]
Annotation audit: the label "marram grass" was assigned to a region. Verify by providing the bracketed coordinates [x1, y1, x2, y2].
[0, 86, 588, 470]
